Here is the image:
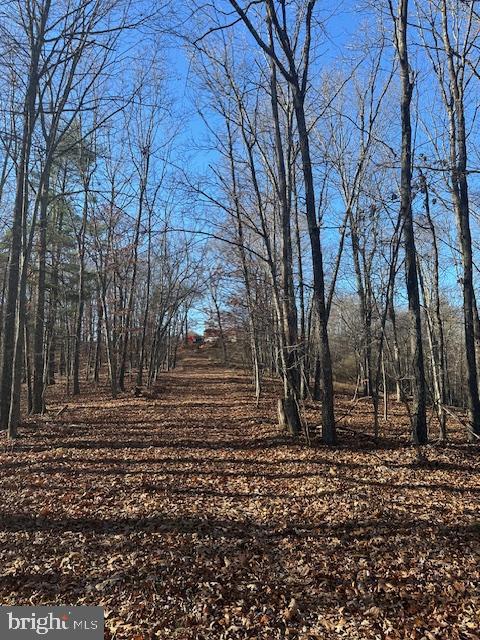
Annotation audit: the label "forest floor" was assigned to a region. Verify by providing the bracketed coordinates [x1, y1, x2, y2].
[0, 349, 479, 639]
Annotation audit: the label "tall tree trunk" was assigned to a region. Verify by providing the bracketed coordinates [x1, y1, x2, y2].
[393, 0, 427, 444]
[0, 2, 50, 428]
[294, 182, 307, 399]
[293, 91, 336, 444]
[440, 0, 480, 439]
[136, 211, 152, 388]
[228, 0, 335, 442]
[418, 171, 447, 441]
[100, 284, 117, 399]
[94, 291, 103, 384]
[269, 56, 301, 435]
[46, 204, 63, 386]
[119, 164, 147, 390]
[8, 206, 38, 437]
[32, 169, 51, 413]
[72, 184, 89, 395]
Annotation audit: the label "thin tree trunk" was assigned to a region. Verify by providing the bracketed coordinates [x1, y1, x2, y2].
[32, 169, 51, 413]
[72, 186, 89, 395]
[94, 292, 103, 384]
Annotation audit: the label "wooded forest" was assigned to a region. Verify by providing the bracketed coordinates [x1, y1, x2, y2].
[0, 1, 479, 639]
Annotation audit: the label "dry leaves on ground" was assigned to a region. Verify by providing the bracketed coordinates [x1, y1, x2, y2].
[0, 353, 479, 639]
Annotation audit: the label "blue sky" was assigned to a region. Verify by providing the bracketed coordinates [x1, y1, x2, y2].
[153, 0, 467, 330]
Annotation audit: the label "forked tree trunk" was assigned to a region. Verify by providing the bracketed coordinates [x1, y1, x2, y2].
[228, 0, 335, 443]
[269, 52, 301, 436]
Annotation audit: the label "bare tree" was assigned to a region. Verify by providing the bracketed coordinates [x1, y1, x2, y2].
[389, 0, 428, 444]
[417, 0, 480, 439]
[221, 0, 336, 442]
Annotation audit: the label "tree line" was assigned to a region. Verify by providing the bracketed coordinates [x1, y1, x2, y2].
[0, 0, 203, 437]
[1, 0, 480, 447]
[188, 0, 480, 446]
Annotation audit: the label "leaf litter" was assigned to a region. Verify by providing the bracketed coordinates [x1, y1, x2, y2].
[0, 353, 478, 639]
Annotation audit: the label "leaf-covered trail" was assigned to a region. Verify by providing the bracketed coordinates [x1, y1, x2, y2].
[0, 352, 479, 639]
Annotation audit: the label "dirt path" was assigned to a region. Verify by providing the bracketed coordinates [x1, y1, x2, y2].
[0, 352, 479, 639]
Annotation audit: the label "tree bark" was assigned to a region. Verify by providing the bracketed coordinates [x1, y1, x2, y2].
[393, 0, 427, 444]
[0, 1, 51, 428]
[439, 0, 480, 438]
